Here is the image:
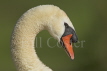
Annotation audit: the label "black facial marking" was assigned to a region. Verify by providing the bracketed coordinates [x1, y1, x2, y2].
[61, 22, 78, 43]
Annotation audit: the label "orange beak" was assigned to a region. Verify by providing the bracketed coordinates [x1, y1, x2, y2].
[62, 34, 74, 60]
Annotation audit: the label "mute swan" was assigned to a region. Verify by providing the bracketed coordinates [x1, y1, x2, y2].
[11, 5, 78, 71]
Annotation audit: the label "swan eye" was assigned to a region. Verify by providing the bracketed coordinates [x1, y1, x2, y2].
[64, 22, 69, 28]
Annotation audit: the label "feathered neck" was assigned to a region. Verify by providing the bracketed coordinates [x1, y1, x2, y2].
[11, 5, 58, 71]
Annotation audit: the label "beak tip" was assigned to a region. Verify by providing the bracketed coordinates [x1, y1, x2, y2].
[70, 54, 74, 60]
[71, 56, 74, 60]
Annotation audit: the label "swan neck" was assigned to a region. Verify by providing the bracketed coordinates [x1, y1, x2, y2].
[11, 12, 52, 71]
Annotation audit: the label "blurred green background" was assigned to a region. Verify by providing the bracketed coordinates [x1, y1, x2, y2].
[0, 0, 107, 71]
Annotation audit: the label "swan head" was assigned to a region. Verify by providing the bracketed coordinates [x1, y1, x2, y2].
[40, 5, 78, 59]
[27, 5, 78, 59]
